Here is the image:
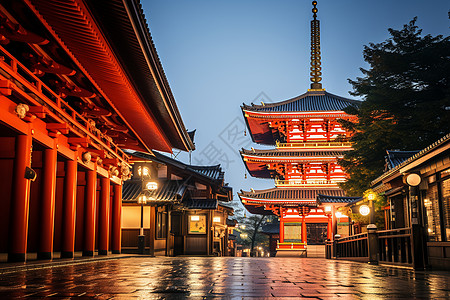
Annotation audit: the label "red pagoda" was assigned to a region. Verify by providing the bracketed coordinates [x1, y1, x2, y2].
[238, 1, 360, 255]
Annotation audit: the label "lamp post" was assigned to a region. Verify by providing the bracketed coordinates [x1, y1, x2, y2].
[367, 192, 376, 225]
[137, 195, 147, 254]
[137, 177, 158, 255]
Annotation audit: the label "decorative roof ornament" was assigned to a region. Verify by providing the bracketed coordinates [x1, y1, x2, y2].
[310, 1, 323, 90]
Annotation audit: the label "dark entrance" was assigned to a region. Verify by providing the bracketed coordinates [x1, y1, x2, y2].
[307, 223, 328, 245]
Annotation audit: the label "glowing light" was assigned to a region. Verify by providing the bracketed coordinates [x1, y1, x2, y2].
[145, 181, 158, 190]
[406, 173, 421, 186]
[191, 215, 200, 221]
[213, 216, 221, 223]
[359, 205, 370, 216]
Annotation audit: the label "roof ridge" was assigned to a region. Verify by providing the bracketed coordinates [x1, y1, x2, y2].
[372, 133, 450, 185]
[242, 90, 360, 110]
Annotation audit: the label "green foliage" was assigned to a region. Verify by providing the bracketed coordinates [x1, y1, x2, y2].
[351, 190, 387, 229]
[340, 18, 450, 196]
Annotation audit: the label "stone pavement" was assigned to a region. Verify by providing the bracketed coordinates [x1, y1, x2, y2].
[0, 257, 450, 299]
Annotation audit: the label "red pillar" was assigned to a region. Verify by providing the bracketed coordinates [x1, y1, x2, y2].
[327, 215, 332, 240]
[301, 216, 307, 244]
[83, 168, 97, 256]
[111, 184, 122, 254]
[8, 134, 33, 262]
[61, 156, 78, 258]
[38, 147, 58, 260]
[98, 177, 110, 255]
[279, 221, 285, 243]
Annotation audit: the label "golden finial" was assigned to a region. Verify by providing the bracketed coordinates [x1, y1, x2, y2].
[310, 0, 323, 90]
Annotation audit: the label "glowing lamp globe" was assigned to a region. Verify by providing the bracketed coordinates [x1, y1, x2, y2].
[359, 205, 370, 216]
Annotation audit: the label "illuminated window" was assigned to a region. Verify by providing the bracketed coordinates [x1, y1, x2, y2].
[441, 178, 450, 241]
[156, 210, 167, 239]
[424, 185, 441, 241]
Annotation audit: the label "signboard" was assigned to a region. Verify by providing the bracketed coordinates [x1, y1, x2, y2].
[189, 215, 206, 234]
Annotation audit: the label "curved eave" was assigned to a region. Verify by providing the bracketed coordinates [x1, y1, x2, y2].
[241, 107, 356, 145]
[241, 107, 276, 145]
[27, 0, 189, 152]
[238, 194, 317, 206]
[242, 204, 275, 216]
[86, 0, 194, 151]
[242, 154, 342, 163]
[242, 90, 361, 113]
[243, 109, 352, 119]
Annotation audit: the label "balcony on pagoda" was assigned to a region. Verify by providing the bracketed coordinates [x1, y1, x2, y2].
[241, 90, 360, 146]
[241, 148, 348, 184]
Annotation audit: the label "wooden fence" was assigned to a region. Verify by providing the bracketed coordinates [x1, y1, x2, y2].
[326, 226, 424, 269]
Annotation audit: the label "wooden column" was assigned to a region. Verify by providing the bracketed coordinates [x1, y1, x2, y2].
[148, 205, 156, 256]
[38, 147, 58, 260]
[301, 216, 307, 244]
[165, 207, 171, 256]
[111, 184, 122, 254]
[280, 221, 285, 243]
[207, 210, 212, 255]
[98, 177, 110, 255]
[8, 134, 33, 262]
[83, 168, 97, 256]
[327, 215, 332, 240]
[61, 156, 78, 258]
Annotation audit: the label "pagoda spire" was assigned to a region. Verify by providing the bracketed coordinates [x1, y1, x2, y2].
[310, 1, 323, 90]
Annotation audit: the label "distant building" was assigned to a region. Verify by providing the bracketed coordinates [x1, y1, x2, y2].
[122, 151, 234, 256]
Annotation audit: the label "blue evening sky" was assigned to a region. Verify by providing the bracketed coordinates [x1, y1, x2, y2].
[141, 0, 449, 206]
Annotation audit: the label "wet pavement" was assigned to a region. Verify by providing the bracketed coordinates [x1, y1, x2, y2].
[1, 257, 450, 299]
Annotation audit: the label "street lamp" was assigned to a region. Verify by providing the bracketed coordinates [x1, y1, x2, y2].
[137, 180, 158, 255]
[137, 195, 147, 254]
[366, 191, 376, 225]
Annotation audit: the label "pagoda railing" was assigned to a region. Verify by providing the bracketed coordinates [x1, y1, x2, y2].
[276, 141, 352, 149]
[275, 179, 345, 187]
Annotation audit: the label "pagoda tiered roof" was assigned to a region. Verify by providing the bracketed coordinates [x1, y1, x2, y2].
[241, 148, 346, 179]
[242, 90, 360, 113]
[238, 187, 345, 206]
[241, 148, 346, 159]
[242, 90, 360, 145]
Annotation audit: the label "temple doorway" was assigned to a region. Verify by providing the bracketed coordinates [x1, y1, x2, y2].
[307, 223, 328, 245]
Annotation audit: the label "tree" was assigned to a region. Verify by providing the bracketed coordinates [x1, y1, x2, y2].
[235, 214, 268, 256]
[339, 18, 450, 196]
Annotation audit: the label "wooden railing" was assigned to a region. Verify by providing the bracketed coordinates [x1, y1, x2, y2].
[275, 179, 344, 187]
[0, 45, 129, 163]
[276, 141, 352, 149]
[378, 228, 413, 265]
[326, 226, 424, 269]
[334, 233, 369, 261]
